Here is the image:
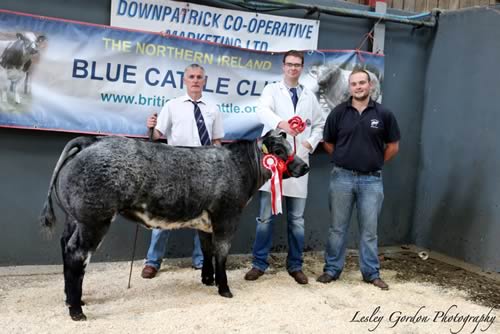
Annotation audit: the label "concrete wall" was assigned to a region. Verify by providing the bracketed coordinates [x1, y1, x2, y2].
[0, 0, 430, 265]
[413, 7, 500, 272]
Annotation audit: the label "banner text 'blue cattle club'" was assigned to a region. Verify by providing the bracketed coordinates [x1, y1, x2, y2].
[0, 10, 384, 140]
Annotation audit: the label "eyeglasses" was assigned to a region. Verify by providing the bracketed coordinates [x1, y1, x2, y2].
[284, 63, 303, 68]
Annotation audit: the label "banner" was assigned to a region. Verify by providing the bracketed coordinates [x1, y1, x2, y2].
[0, 10, 384, 140]
[110, 0, 320, 52]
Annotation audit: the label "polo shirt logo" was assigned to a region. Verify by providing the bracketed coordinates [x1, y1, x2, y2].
[370, 119, 380, 129]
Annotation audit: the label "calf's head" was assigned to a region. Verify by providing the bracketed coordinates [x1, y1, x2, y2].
[260, 130, 309, 178]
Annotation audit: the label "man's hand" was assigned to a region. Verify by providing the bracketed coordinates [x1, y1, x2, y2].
[278, 120, 300, 136]
[147, 113, 158, 129]
[323, 142, 334, 155]
[146, 113, 162, 141]
[384, 141, 399, 162]
[302, 140, 312, 152]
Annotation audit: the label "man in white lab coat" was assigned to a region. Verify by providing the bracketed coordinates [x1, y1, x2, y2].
[244, 50, 325, 285]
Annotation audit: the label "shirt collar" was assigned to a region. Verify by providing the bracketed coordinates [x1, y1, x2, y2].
[282, 81, 303, 94]
[347, 97, 375, 108]
[183, 94, 206, 105]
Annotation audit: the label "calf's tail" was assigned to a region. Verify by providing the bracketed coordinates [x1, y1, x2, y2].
[40, 136, 98, 230]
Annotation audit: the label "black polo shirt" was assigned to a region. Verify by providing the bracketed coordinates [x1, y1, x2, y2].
[323, 98, 400, 172]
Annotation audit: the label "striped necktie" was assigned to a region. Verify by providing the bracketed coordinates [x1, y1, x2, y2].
[190, 100, 211, 146]
[290, 87, 298, 110]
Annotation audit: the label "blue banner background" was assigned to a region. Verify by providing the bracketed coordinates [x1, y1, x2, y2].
[0, 10, 384, 140]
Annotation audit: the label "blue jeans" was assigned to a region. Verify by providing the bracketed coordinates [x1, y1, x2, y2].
[144, 229, 203, 270]
[251, 191, 306, 273]
[323, 166, 384, 282]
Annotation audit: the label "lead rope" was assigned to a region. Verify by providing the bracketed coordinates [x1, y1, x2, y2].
[128, 125, 156, 289]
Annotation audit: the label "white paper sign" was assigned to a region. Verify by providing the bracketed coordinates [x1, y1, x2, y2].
[110, 0, 319, 51]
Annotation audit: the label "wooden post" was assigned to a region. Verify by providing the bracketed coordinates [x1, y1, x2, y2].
[416, 0, 427, 11]
[428, 0, 439, 9]
[372, 0, 386, 55]
[404, 0, 417, 11]
[392, 0, 404, 9]
[439, 0, 451, 9]
[372, 0, 386, 103]
[450, 0, 461, 8]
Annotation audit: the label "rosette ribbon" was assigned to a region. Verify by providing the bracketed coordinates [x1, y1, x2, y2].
[288, 115, 306, 152]
[262, 154, 288, 215]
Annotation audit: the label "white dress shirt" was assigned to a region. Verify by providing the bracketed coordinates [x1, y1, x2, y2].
[155, 94, 224, 146]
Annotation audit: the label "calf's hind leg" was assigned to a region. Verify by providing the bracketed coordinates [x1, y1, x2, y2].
[198, 231, 214, 286]
[60, 221, 84, 307]
[61, 220, 110, 321]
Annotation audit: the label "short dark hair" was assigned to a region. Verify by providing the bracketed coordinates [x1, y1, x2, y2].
[283, 50, 304, 65]
[185, 63, 205, 75]
[349, 68, 371, 82]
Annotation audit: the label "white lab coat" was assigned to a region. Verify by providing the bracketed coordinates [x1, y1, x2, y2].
[257, 81, 325, 198]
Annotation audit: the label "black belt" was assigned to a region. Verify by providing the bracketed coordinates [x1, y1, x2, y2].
[335, 165, 381, 177]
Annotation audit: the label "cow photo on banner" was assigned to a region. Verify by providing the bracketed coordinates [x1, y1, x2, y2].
[0, 10, 384, 140]
[0, 31, 47, 109]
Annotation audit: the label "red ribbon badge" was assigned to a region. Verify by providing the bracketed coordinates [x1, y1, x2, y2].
[288, 115, 306, 133]
[262, 154, 287, 215]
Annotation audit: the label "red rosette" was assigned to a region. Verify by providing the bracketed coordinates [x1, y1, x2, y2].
[262, 154, 278, 170]
[262, 154, 283, 215]
[288, 115, 306, 153]
[288, 115, 306, 134]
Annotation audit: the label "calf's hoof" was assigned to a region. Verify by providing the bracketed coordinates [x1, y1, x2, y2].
[69, 307, 87, 321]
[218, 288, 233, 298]
[66, 300, 85, 306]
[202, 276, 215, 286]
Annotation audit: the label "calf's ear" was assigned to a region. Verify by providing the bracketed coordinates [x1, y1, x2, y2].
[263, 129, 274, 138]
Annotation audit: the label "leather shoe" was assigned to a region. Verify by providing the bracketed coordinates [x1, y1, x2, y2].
[288, 270, 308, 284]
[141, 265, 158, 279]
[368, 278, 389, 290]
[244, 268, 264, 281]
[316, 272, 336, 284]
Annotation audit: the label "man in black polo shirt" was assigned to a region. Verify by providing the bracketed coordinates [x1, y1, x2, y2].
[317, 69, 400, 290]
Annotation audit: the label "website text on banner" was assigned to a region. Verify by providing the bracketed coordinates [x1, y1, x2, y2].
[110, 0, 319, 52]
[0, 10, 384, 140]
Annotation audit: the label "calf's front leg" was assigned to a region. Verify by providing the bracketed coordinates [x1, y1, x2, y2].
[213, 234, 234, 298]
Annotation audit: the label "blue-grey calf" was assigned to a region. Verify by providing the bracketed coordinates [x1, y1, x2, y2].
[40, 130, 309, 321]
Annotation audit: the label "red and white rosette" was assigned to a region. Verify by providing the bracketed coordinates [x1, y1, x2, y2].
[262, 154, 285, 215]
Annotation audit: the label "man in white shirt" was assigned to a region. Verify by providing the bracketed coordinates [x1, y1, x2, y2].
[244, 50, 324, 284]
[141, 64, 224, 279]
